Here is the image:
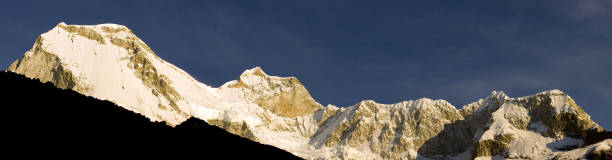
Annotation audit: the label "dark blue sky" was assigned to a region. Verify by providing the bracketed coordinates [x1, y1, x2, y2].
[1, 0, 611, 129]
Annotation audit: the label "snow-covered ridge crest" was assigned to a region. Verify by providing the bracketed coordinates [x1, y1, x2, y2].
[7, 23, 611, 160]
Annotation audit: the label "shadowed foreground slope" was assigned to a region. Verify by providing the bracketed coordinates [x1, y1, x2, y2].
[0, 71, 301, 159]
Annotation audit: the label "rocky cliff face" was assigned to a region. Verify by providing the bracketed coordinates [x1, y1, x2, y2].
[221, 66, 323, 118]
[8, 23, 611, 160]
[8, 36, 82, 92]
[308, 99, 466, 159]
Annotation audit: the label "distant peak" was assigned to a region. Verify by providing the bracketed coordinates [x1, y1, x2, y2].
[57, 22, 67, 26]
[411, 98, 456, 110]
[487, 90, 508, 100]
[98, 23, 129, 28]
[240, 66, 268, 78]
[54, 22, 132, 36]
[55, 22, 128, 28]
[415, 97, 435, 103]
[513, 89, 567, 100]
[537, 89, 565, 95]
[358, 99, 377, 105]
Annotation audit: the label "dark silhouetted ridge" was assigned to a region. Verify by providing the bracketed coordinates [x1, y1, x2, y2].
[0, 71, 301, 159]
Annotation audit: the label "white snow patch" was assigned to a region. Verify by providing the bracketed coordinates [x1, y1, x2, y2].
[550, 94, 574, 114]
[479, 103, 515, 140]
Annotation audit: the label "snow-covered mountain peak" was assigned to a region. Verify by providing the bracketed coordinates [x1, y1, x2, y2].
[54, 22, 134, 41]
[413, 97, 456, 110]
[50, 22, 160, 58]
[56, 22, 129, 30]
[542, 89, 565, 95]
[487, 90, 509, 100]
[236, 66, 302, 90]
[220, 66, 323, 118]
[8, 22, 204, 126]
[240, 66, 267, 77]
[356, 99, 377, 105]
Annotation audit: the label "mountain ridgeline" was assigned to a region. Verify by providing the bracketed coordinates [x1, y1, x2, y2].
[0, 71, 301, 159]
[5, 23, 612, 159]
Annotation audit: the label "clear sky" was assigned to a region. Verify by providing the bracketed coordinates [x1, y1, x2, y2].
[1, 0, 610, 129]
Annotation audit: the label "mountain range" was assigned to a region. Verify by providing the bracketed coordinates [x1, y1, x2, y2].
[5, 22, 612, 160]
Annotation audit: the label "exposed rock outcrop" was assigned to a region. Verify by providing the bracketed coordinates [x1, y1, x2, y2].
[8, 36, 87, 92]
[224, 67, 323, 118]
